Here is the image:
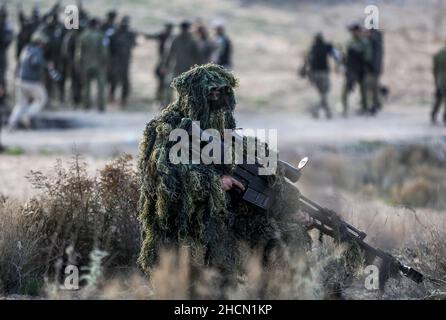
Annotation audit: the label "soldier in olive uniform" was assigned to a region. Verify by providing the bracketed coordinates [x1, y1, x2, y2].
[431, 44, 446, 125]
[163, 20, 201, 77]
[76, 18, 108, 111]
[144, 22, 174, 106]
[364, 28, 384, 115]
[109, 16, 137, 107]
[342, 24, 370, 117]
[61, 9, 89, 106]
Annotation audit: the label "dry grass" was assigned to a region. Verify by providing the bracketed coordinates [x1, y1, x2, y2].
[0, 154, 140, 295]
[1, 147, 446, 299]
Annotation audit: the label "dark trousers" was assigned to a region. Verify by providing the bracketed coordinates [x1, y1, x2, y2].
[109, 66, 130, 107]
[342, 71, 367, 115]
[432, 87, 446, 123]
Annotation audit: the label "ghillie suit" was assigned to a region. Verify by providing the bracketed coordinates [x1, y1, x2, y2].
[137, 64, 311, 288]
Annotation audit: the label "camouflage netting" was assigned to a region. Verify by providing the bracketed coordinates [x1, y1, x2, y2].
[137, 64, 311, 279]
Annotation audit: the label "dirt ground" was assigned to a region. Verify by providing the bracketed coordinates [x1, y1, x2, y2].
[1, 0, 446, 299]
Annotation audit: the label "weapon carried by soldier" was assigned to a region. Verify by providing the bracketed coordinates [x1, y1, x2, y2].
[183, 120, 424, 286]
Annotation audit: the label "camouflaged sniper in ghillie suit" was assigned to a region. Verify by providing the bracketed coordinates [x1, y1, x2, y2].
[137, 64, 311, 277]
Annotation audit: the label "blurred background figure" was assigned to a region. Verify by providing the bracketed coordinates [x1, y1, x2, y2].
[365, 28, 384, 115]
[60, 4, 89, 107]
[301, 33, 340, 119]
[342, 23, 368, 117]
[212, 19, 232, 69]
[8, 33, 49, 131]
[16, 5, 41, 59]
[102, 9, 117, 36]
[162, 20, 201, 105]
[76, 18, 108, 112]
[109, 15, 137, 108]
[40, 5, 66, 104]
[0, 5, 13, 150]
[0, 5, 13, 107]
[164, 20, 201, 77]
[102, 10, 117, 95]
[144, 22, 174, 107]
[431, 42, 446, 126]
[196, 24, 214, 64]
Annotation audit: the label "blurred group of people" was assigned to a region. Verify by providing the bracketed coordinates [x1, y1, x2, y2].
[147, 18, 232, 106]
[0, 2, 233, 131]
[301, 23, 384, 119]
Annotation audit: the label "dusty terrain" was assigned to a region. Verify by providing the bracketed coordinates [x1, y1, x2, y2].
[1, 0, 446, 299]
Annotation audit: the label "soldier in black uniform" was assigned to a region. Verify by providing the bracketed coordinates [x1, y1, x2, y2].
[213, 21, 232, 69]
[16, 5, 41, 59]
[109, 16, 137, 107]
[303, 33, 340, 119]
[0, 5, 13, 151]
[342, 24, 369, 117]
[102, 10, 117, 94]
[0, 6, 13, 106]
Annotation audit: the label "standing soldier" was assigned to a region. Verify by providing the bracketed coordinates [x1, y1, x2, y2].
[196, 25, 215, 64]
[302, 33, 340, 119]
[0, 5, 13, 107]
[365, 28, 384, 115]
[0, 5, 13, 149]
[163, 20, 201, 78]
[341, 24, 369, 117]
[16, 5, 41, 59]
[431, 43, 446, 125]
[102, 10, 117, 94]
[76, 18, 108, 112]
[101, 10, 117, 36]
[144, 22, 174, 106]
[109, 16, 137, 107]
[212, 20, 232, 69]
[61, 9, 89, 106]
[161, 20, 201, 106]
[41, 11, 66, 103]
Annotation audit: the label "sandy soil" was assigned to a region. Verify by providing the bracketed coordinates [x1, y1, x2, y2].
[1, 106, 445, 200]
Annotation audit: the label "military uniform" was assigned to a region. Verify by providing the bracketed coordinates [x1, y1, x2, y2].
[109, 17, 136, 107]
[76, 25, 108, 111]
[61, 29, 82, 105]
[16, 8, 40, 59]
[305, 34, 338, 119]
[145, 24, 174, 106]
[365, 29, 384, 115]
[432, 46, 446, 124]
[138, 64, 311, 289]
[102, 11, 117, 95]
[164, 28, 201, 77]
[342, 31, 370, 116]
[40, 14, 66, 102]
[0, 9, 13, 106]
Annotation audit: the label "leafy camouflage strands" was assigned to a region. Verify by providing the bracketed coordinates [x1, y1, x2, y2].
[137, 64, 311, 278]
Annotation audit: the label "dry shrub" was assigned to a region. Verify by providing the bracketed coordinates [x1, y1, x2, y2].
[391, 177, 437, 208]
[0, 154, 140, 295]
[372, 145, 446, 208]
